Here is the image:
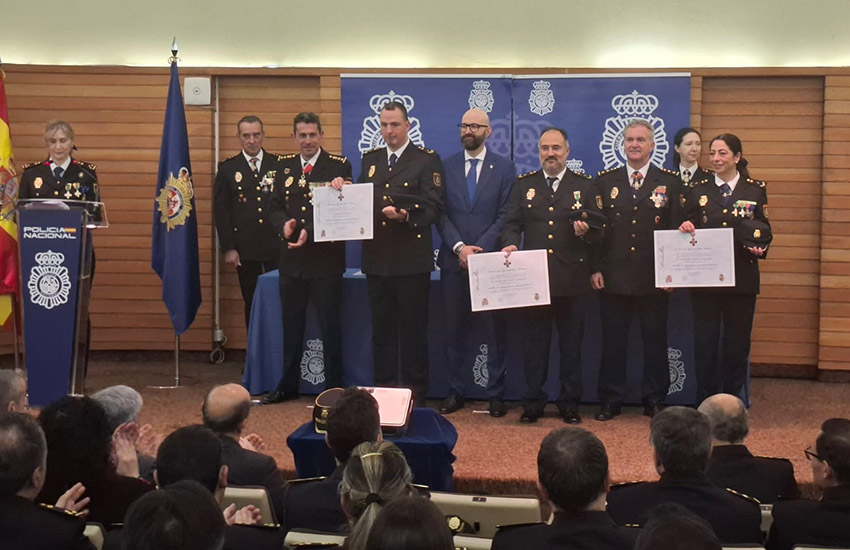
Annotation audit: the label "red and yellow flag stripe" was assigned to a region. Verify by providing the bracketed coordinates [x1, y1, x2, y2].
[0, 66, 20, 329]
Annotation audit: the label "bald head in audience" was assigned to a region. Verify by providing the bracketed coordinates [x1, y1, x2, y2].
[202, 384, 252, 437]
[698, 393, 749, 445]
[0, 370, 27, 412]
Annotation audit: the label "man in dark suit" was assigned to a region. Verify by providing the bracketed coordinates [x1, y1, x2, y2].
[437, 108, 515, 417]
[202, 384, 284, 492]
[274, 388, 382, 533]
[501, 127, 601, 424]
[0, 412, 93, 550]
[360, 101, 444, 404]
[768, 418, 850, 550]
[262, 112, 353, 405]
[699, 393, 800, 502]
[607, 407, 763, 544]
[214, 115, 282, 326]
[492, 427, 638, 550]
[593, 119, 682, 420]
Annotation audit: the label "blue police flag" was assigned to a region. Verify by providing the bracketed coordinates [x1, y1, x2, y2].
[151, 61, 201, 334]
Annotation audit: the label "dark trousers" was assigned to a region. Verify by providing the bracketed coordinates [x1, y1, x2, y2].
[441, 269, 508, 399]
[237, 259, 277, 327]
[598, 292, 670, 405]
[521, 296, 584, 412]
[692, 291, 757, 403]
[275, 274, 343, 395]
[366, 273, 430, 400]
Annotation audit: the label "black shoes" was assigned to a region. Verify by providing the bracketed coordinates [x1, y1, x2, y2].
[644, 402, 665, 418]
[561, 408, 582, 424]
[261, 390, 299, 405]
[520, 408, 543, 424]
[595, 403, 622, 421]
[489, 398, 507, 418]
[439, 395, 465, 414]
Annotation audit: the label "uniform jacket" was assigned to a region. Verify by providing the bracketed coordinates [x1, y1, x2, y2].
[682, 175, 770, 295]
[0, 494, 93, 550]
[595, 165, 682, 295]
[492, 510, 638, 550]
[38, 471, 154, 528]
[219, 435, 284, 493]
[607, 472, 763, 544]
[274, 465, 347, 535]
[706, 444, 800, 503]
[359, 145, 444, 276]
[104, 522, 286, 550]
[269, 149, 353, 278]
[214, 150, 282, 262]
[768, 484, 850, 550]
[501, 169, 601, 297]
[436, 149, 515, 271]
[19, 158, 99, 202]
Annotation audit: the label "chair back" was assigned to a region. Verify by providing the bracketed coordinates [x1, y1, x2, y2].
[222, 485, 277, 524]
[429, 492, 541, 538]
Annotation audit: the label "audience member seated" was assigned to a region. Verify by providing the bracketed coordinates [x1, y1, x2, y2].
[0, 411, 93, 550]
[492, 426, 638, 550]
[92, 385, 158, 483]
[202, 384, 284, 492]
[340, 441, 415, 550]
[121, 480, 226, 550]
[0, 369, 28, 412]
[37, 395, 153, 527]
[767, 417, 850, 550]
[276, 387, 382, 533]
[699, 393, 800, 503]
[634, 503, 722, 550]
[607, 406, 762, 544]
[365, 496, 454, 550]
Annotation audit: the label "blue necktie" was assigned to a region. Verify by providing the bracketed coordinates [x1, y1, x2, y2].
[53, 166, 63, 180]
[389, 153, 397, 169]
[720, 183, 732, 206]
[466, 158, 479, 203]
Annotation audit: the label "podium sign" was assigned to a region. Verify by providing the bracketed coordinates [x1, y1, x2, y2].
[18, 208, 84, 406]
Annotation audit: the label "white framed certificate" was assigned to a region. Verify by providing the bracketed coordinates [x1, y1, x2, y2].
[313, 183, 373, 242]
[654, 228, 735, 288]
[467, 250, 551, 312]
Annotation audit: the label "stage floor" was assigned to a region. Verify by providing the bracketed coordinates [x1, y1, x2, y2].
[77, 356, 846, 496]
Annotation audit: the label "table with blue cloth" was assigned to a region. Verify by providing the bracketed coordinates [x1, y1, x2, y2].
[286, 407, 457, 491]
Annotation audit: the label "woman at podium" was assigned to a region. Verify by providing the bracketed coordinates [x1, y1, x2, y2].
[18, 120, 99, 202]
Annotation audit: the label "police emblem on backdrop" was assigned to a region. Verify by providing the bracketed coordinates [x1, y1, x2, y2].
[467, 80, 495, 113]
[472, 344, 489, 388]
[528, 80, 555, 116]
[300, 338, 326, 385]
[598, 90, 670, 170]
[566, 158, 585, 174]
[156, 166, 195, 230]
[28, 250, 72, 310]
[667, 347, 686, 395]
[358, 91, 425, 154]
[512, 118, 554, 175]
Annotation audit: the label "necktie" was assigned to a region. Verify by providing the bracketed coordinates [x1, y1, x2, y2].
[466, 158, 479, 203]
[631, 171, 643, 192]
[303, 163, 313, 176]
[53, 166, 64, 180]
[389, 153, 398, 170]
[546, 176, 557, 192]
[249, 157, 259, 174]
[720, 183, 732, 206]
[682, 169, 691, 183]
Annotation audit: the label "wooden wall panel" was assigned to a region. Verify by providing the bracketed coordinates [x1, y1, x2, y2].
[699, 77, 824, 366]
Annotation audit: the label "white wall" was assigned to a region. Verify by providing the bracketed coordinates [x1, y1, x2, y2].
[2, 0, 848, 68]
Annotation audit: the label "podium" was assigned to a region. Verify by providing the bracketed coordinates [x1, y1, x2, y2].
[15, 199, 108, 407]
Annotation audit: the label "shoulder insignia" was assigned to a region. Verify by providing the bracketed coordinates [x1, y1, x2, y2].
[495, 521, 543, 531]
[38, 503, 84, 518]
[517, 170, 539, 179]
[418, 146, 436, 154]
[754, 454, 792, 462]
[363, 147, 383, 155]
[746, 178, 767, 188]
[689, 178, 710, 188]
[327, 154, 348, 163]
[625, 523, 642, 529]
[611, 480, 647, 488]
[288, 476, 328, 484]
[571, 169, 592, 180]
[223, 152, 242, 162]
[412, 483, 429, 490]
[21, 161, 40, 171]
[597, 167, 618, 176]
[659, 167, 679, 176]
[725, 487, 761, 504]
[242, 522, 282, 530]
[77, 160, 96, 171]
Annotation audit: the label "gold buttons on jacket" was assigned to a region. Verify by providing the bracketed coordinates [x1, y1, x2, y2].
[630, 246, 635, 251]
[548, 234, 553, 240]
[257, 208, 263, 212]
[722, 209, 728, 214]
[382, 221, 387, 227]
[549, 206, 554, 212]
[549, 221, 554, 226]
[722, 222, 727, 227]
[548, 249, 554, 254]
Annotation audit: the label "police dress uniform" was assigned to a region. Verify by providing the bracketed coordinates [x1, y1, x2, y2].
[606, 473, 763, 544]
[267, 149, 352, 397]
[594, 165, 682, 410]
[707, 444, 800, 504]
[359, 144, 444, 401]
[274, 466, 348, 535]
[679, 165, 711, 186]
[219, 434, 285, 493]
[214, 150, 282, 326]
[767, 484, 850, 550]
[492, 510, 638, 550]
[0, 494, 93, 550]
[681, 174, 770, 402]
[501, 169, 601, 418]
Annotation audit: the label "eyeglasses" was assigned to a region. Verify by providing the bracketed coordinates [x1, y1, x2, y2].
[804, 445, 824, 462]
[458, 123, 488, 132]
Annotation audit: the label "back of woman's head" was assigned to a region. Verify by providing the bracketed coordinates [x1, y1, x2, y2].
[340, 441, 414, 550]
[365, 496, 454, 550]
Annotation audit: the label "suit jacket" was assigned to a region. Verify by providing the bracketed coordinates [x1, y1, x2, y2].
[0, 494, 93, 550]
[213, 150, 282, 262]
[492, 510, 638, 550]
[501, 169, 601, 297]
[595, 165, 682, 295]
[269, 149, 353, 278]
[607, 473, 762, 544]
[219, 435, 285, 493]
[274, 465, 347, 535]
[359, 145, 444, 276]
[19, 158, 99, 202]
[706, 445, 800, 503]
[436, 149, 515, 271]
[768, 484, 850, 550]
[682, 176, 770, 295]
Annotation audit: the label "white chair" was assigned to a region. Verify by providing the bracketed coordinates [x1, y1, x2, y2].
[791, 546, 850, 550]
[284, 529, 346, 548]
[429, 492, 541, 538]
[222, 486, 277, 525]
[84, 523, 105, 550]
[453, 535, 493, 550]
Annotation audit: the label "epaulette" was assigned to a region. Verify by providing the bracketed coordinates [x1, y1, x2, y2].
[518, 170, 539, 179]
[327, 153, 348, 163]
[625, 523, 642, 528]
[754, 454, 792, 462]
[746, 177, 767, 188]
[688, 178, 710, 188]
[412, 483, 429, 490]
[73, 159, 96, 171]
[659, 167, 679, 176]
[597, 167, 618, 176]
[493, 521, 543, 531]
[363, 147, 382, 155]
[418, 146, 436, 154]
[280, 153, 298, 159]
[288, 476, 327, 484]
[572, 169, 592, 180]
[725, 487, 761, 504]
[38, 503, 84, 518]
[21, 161, 41, 171]
[241, 522, 282, 530]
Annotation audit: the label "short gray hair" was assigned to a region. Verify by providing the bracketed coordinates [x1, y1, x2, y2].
[0, 370, 26, 411]
[91, 385, 143, 432]
[624, 119, 655, 145]
[699, 398, 749, 444]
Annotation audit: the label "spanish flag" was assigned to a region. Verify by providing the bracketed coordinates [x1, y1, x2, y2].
[0, 66, 19, 330]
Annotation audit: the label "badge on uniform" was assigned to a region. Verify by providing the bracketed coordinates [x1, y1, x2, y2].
[650, 186, 667, 208]
[732, 200, 757, 219]
[526, 188, 536, 201]
[754, 229, 761, 238]
[34, 177, 43, 189]
[596, 195, 603, 209]
[433, 172, 441, 187]
[285, 176, 294, 188]
[235, 171, 242, 183]
[284, 167, 291, 175]
[699, 195, 708, 207]
[610, 187, 619, 199]
[368, 165, 376, 178]
[572, 190, 582, 210]
[680, 195, 686, 207]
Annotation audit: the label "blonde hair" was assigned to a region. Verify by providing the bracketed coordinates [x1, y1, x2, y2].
[44, 120, 75, 142]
